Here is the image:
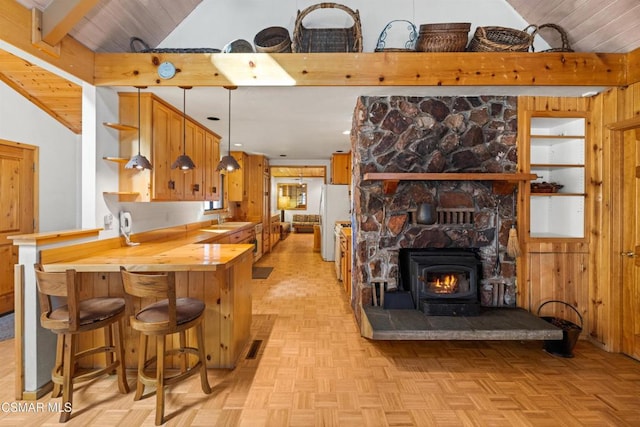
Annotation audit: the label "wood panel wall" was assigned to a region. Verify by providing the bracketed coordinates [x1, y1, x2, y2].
[519, 83, 640, 352]
[518, 96, 594, 341]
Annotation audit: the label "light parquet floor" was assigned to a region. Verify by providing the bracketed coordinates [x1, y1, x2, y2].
[1, 232, 640, 426]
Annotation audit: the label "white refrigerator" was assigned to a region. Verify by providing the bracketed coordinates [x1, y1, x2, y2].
[319, 184, 351, 261]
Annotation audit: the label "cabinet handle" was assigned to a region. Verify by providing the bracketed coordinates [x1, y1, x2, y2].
[168, 180, 175, 190]
[621, 251, 636, 258]
[192, 183, 200, 192]
[212, 186, 217, 194]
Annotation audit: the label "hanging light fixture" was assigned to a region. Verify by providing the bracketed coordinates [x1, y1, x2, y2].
[216, 86, 241, 172]
[171, 86, 196, 171]
[125, 86, 152, 170]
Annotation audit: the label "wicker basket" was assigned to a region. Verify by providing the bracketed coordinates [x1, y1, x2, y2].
[254, 26, 292, 53]
[292, 3, 362, 53]
[415, 22, 470, 52]
[129, 37, 221, 53]
[531, 23, 573, 52]
[374, 20, 417, 52]
[466, 26, 534, 52]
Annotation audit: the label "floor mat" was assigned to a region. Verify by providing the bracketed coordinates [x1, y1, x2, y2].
[0, 312, 14, 342]
[252, 267, 273, 279]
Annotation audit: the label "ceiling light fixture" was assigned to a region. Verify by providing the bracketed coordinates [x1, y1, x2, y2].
[171, 87, 196, 171]
[216, 86, 241, 172]
[125, 86, 152, 170]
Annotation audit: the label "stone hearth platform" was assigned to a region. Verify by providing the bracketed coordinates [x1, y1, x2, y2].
[362, 307, 564, 341]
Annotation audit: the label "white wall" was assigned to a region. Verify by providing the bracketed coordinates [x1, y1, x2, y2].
[160, 0, 548, 52]
[0, 80, 80, 232]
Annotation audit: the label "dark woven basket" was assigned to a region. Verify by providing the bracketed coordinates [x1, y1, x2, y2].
[416, 22, 471, 52]
[254, 26, 292, 53]
[374, 20, 417, 52]
[531, 23, 573, 52]
[466, 26, 534, 52]
[129, 37, 220, 53]
[292, 3, 362, 53]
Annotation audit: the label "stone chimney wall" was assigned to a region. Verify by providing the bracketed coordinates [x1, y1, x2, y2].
[350, 95, 519, 327]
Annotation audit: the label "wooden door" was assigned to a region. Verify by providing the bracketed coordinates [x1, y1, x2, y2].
[0, 141, 35, 315]
[622, 126, 640, 360]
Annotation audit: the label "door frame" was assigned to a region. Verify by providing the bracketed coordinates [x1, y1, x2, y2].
[607, 117, 640, 357]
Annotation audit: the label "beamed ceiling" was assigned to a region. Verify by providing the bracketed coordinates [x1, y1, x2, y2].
[1, 0, 639, 158]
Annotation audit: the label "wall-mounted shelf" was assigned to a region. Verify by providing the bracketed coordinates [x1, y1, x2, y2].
[103, 122, 137, 131]
[102, 191, 140, 202]
[103, 156, 129, 164]
[363, 172, 538, 194]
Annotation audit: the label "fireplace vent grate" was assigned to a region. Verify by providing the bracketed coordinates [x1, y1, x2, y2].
[436, 208, 475, 225]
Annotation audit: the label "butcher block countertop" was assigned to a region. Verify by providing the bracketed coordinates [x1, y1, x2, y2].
[40, 221, 256, 273]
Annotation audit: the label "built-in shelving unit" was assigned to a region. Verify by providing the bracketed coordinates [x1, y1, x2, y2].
[363, 172, 538, 194]
[528, 116, 586, 239]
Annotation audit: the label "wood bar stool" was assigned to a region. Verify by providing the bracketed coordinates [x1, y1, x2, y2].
[33, 264, 129, 423]
[120, 267, 211, 425]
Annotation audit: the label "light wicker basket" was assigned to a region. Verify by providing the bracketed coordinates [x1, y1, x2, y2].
[415, 22, 471, 52]
[466, 26, 535, 52]
[291, 3, 362, 53]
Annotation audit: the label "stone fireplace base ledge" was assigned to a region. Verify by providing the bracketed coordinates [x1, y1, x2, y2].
[361, 307, 564, 341]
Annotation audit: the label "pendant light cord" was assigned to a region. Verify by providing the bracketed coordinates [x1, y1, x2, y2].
[182, 88, 187, 155]
[137, 87, 141, 155]
[228, 88, 232, 155]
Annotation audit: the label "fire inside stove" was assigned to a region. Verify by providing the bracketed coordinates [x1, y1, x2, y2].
[424, 273, 467, 294]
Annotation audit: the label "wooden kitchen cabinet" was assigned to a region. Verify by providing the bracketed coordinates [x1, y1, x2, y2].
[115, 92, 221, 202]
[227, 151, 248, 202]
[331, 152, 351, 185]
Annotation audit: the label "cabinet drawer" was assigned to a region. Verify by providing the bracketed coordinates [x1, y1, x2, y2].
[229, 228, 254, 244]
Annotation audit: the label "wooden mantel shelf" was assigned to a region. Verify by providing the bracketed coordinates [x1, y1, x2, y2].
[363, 172, 538, 194]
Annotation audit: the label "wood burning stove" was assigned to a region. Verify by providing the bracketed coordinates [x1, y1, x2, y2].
[399, 248, 482, 316]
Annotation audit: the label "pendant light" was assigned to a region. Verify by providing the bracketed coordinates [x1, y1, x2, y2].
[171, 86, 196, 171]
[125, 86, 152, 170]
[216, 86, 241, 172]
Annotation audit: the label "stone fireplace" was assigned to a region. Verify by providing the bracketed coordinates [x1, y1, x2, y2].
[351, 95, 519, 328]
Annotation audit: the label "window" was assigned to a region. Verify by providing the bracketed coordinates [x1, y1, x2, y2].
[205, 174, 225, 211]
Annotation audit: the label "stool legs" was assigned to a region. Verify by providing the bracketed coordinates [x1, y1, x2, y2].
[114, 319, 129, 394]
[197, 323, 211, 394]
[156, 335, 166, 426]
[60, 333, 76, 423]
[52, 336, 64, 398]
[134, 333, 148, 401]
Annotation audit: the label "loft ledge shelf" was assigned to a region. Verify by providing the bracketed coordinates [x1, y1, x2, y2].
[363, 172, 538, 194]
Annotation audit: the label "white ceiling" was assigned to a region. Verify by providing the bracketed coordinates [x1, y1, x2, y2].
[114, 85, 604, 160]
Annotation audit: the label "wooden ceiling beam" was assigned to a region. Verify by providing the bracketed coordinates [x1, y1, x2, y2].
[0, 0, 94, 83]
[627, 47, 640, 85]
[39, 0, 100, 47]
[93, 51, 627, 88]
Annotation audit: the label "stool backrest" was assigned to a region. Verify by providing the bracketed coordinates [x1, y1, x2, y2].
[33, 264, 80, 332]
[120, 267, 177, 330]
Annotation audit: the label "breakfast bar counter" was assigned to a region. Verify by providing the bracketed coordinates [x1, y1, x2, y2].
[10, 222, 256, 399]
